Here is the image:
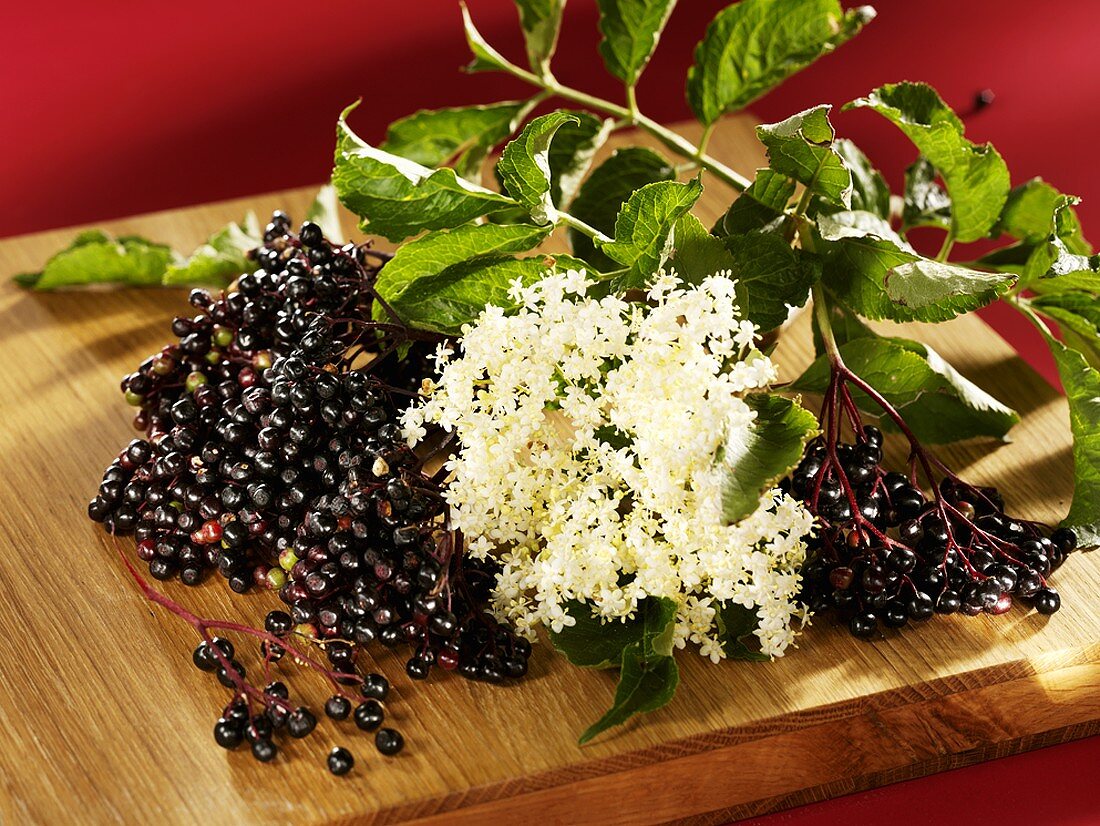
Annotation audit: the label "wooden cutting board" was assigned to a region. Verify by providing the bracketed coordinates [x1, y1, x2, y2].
[0, 119, 1097, 826]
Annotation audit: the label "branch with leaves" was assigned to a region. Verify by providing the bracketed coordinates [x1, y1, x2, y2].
[323, 0, 1099, 739]
[22, 0, 1100, 745]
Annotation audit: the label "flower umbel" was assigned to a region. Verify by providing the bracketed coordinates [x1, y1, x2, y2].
[402, 271, 815, 659]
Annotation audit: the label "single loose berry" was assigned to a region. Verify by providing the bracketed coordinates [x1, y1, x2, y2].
[327, 747, 354, 776]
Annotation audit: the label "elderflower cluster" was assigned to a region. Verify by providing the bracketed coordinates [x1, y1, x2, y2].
[401, 271, 815, 659]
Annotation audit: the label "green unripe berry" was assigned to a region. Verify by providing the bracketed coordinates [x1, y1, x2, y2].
[185, 371, 208, 393]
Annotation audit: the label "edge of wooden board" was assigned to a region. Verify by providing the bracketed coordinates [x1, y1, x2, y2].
[376, 648, 1100, 825]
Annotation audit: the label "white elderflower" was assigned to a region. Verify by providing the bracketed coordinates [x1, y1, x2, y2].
[406, 270, 815, 660]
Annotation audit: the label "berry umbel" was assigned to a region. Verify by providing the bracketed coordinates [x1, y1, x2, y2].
[90, 213, 530, 764]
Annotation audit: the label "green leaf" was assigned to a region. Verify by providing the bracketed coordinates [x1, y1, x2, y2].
[560, 596, 681, 744]
[514, 0, 567, 75]
[550, 596, 679, 669]
[671, 215, 818, 332]
[497, 112, 580, 224]
[720, 393, 819, 524]
[846, 82, 1009, 242]
[1030, 293, 1100, 369]
[333, 102, 516, 242]
[550, 602, 642, 669]
[715, 602, 769, 661]
[602, 178, 703, 289]
[884, 259, 1011, 314]
[668, 212, 737, 283]
[29, 232, 177, 290]
[816, 210, 1013, 321]
[374, 222, 552, 332]
[1045, 337, 1100, 546]
[834, 138, 890, 219]
[995, 178, 1091, 252]
[163, 214, 262, 287]
[380, 101, 531, 182]
[975, 242, 1034, 276]
[902, 156, 951, 231]
[1023, 196, 1100, 293]
[568, 148, 675, 269]
[595, 0, 678, 86]
[793, 334, 1019, 443]
[395, 254, 568, 335]
[714, 168, 796, 237]
[547, 112, 615, 209]
[756, 105, 852, 207]
[686, 0, 874, 126]
[460, 3, 513, 73]
[305, 184, 345, 245]
[14, 230, 109, 287]
[376, 222, 552, 307]
[724, 231, 820, 331]
[578, 644, 678, 744]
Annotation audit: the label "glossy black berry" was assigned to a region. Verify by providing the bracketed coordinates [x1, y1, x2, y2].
[360, 673, 389, 700]
[264, 610, 293, 637]
[251, 739, 277, 763]
[213, 720, 243, 749]
[286, 708, 317, 738]
[1033, 588, 1061, 615]
[354, 700, 384, 732]
[325, 696, 352, 720]
[327, 747, 354, 776]
[849, 612, 878, 639]
[375, 728, 404, 756]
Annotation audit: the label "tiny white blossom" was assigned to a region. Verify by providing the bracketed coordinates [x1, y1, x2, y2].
[406, 270, 814, 659]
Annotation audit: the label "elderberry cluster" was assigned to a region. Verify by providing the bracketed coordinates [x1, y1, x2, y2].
[789, 426, 1077, 640]
[193, 634, 401, 771]
[87, 213, 530, 745]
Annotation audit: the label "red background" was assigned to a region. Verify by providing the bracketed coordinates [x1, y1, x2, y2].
[4, 1, 1098, 822]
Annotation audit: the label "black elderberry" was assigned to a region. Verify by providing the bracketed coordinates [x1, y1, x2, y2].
[287, 707, 317, 738]
[360, 673, 389, 701]
[193, 641, 217, 672]
[325, 696, 352, 720]
[848, 612, 878, 639]
[245, 715, 273, 744]
[264, 610, 293, 637]
[354, 700, 384, 732]
[216, 661, 246, 688]
[263, 681, 289, 701]
[1033, 588, 1061, 615]
[405, 656, 430, 680]
[89, 213, 535, 768]
[327, 747, 354, 776]
[213, 719, 243, 749]
[375, 728, 404, 756]
[882, 600, 909, 629]
[935, 590, 961, 614]
[1050, 528, 1077, 555]
[251, 739, 277, 763]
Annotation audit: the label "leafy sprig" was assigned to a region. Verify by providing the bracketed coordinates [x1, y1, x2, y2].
[326, 0, 1100, 740]
[16, 186, 342, 291]
[22, 0, 1100, 744]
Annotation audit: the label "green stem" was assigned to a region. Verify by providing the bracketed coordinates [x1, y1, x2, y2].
[696, 122, 716, 159]
[626, 84, 639, 120]
[794, 184, 816, 218]
[500, 60, 750, 191]
[812, 284, 843, 366]
[558, 210, 613, 244]
[631, 111, 749, 191]
[936, 230, 956, 262]
[1009, 295, 1057, 341]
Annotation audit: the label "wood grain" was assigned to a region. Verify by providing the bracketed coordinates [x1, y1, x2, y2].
[0, 118, 1096, 826]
